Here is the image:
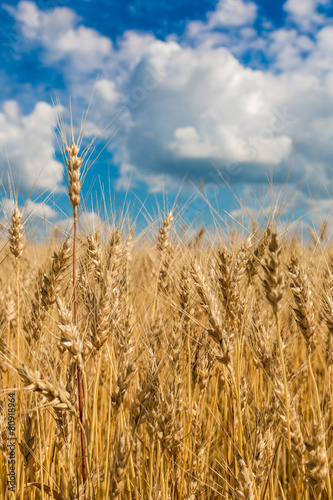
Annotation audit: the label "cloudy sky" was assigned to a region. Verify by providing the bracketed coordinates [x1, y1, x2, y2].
[1, 0, 333, 231]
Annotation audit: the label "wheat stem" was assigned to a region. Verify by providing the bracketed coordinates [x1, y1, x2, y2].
[72, 208, 87, 488]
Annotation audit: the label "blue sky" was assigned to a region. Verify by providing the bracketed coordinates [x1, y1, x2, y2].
[1, 0, 333, 235]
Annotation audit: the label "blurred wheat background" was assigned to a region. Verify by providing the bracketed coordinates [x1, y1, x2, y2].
[0, 131, 333, 500]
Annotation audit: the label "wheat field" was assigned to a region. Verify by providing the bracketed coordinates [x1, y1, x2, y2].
[0, 138, 333, 500]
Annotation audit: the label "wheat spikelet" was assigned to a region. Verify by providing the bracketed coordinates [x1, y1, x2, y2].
[305, 423, 328, 493]
[190, 259, 223, 340]
[110, 433, 130, 498]
[66, 141, 82, 209]
[86, 232, 103, 282]
[288, 256, 316, 350]
[252, 420, 271, 486]
[26, 238, 71, 342]
[87, 274, 112, 352]
[56, 298, 84, 369]
[17, 364, 78, 416]
[41, 238, 71, 307]
[156, 211, 173, 294]
[157, 211, 173, 255]
[155, 380, 183, 455]
[19, 413, 35, 481]
[187, 414, 206, 499]
[272, 364, 307, 472]
[192, 333, 214, 392]
[191, 259, 232, 365]
[130, 360, 162, 428]
[5, 286, 16, 328]
[111, 361, 137, 412]
[236, 457, 256, 500]
[249, 315, 275, 374]
[179, 265, 191, 316]
[111, 312, 137, 412]
[9, 206, 24, 258]
[218, 246, 246, 327]
[263, 232, 284, 313]
[246, 226, 271, 280]
[106, 228, 123, 272]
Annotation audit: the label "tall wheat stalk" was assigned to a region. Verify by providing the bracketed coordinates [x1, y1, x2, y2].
[8, 204, 24, 490]
[65, 139, 87, 486]
[9, 205, 23, 363]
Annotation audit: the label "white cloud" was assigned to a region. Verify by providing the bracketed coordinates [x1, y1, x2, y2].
[284, 0, 326, 30]
[266, 29, 315, 71]
[208, 0, 258, 28]
[0, 100, 63, 192]
[185, 0, 257, 48]
[108, 29, 333, 195]
[53, 26, 112, 69]
[168, 126, 219, 158]
[5, 1, 112, 71]
[96, 79, 120, 103]
[3, 0, 333, 208]
[4, 1, 77, 42]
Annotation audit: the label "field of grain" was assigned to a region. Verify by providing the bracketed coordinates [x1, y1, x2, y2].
[0, 140, 332, 499]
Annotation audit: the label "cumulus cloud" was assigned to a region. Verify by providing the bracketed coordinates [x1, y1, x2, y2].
[168, 126, 220, 158]
[0, 100, 63, 193]
[207, 0, 258, 28]
[96, 79, 121, 103]
[107, 38, 333, 193]
[3, 0, 333, 207]
[185, 0, 257, 48]
[4, 0, 112, 71]
[284, 0, 327, 30]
